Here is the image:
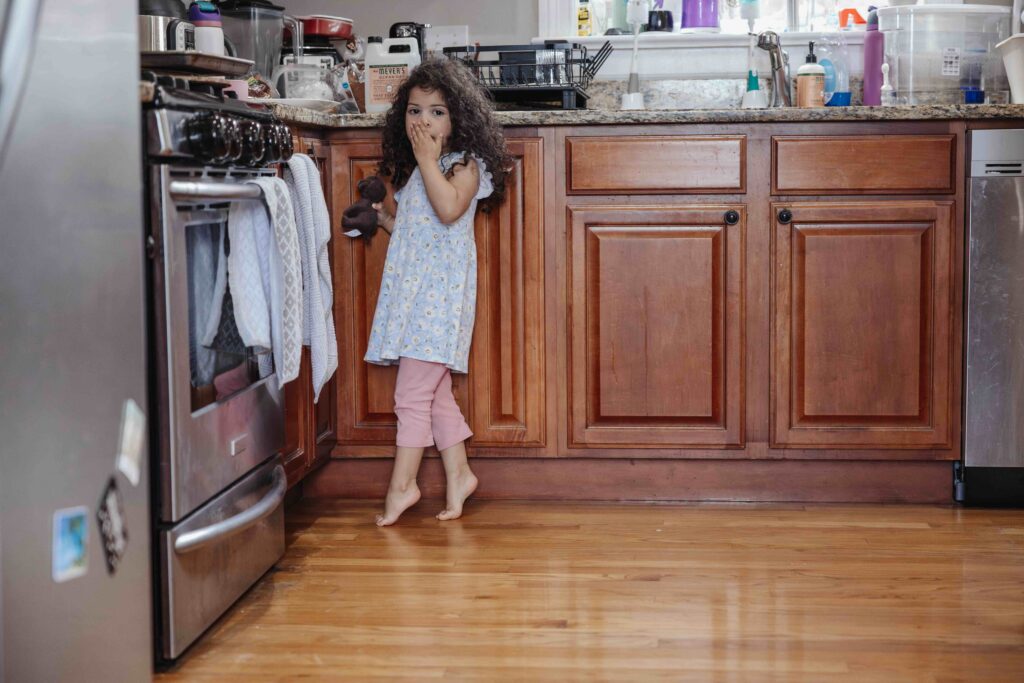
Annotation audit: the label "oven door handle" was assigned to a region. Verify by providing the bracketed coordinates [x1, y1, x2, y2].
[169, 180, 264, 202]
[172, 464, 286, 554]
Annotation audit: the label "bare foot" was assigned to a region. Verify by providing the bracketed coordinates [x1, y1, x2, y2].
[436, 470, 478, 521]
[376, 483, 421, 526]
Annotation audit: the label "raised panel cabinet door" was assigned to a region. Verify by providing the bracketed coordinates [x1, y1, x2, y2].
[333, 140, 399, 443]
[771, 201, 956, 449]
[283, 351, 313, 488]
[302, 138, 338, 467]
[333, 137, 543, 448]
[467, 138, 546, 447]
[567, 205, 746, 448]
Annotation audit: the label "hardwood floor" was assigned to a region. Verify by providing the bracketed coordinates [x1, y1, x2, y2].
[156, 499, 1024, 682]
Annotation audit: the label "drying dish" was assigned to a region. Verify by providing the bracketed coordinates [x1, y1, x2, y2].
[298, 15, 353, 39]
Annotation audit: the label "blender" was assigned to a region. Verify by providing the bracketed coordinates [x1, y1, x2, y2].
[219, 0, 302, 78]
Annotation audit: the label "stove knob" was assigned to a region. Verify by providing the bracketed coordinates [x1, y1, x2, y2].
[224, 116, 243, 164]
[276, 124, 294, 161]
[185, 112, 230, 163]
[239, 120, 265, 166]
[261, 123, 280, 164]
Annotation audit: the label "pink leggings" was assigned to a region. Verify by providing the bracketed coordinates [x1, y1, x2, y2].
[394, 357, 473, 451]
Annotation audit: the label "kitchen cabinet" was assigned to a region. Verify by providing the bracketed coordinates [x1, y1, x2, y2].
[770, 200, 957, 449]
[566, 204, 745, 448]
[294, 119, 979, 503]
[331, 135, 547, 451]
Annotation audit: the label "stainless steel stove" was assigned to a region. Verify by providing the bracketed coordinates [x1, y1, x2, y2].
[143, 73, 292, 663]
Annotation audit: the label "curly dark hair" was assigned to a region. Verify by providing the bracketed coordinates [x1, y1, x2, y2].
[377, 58, 512, 208]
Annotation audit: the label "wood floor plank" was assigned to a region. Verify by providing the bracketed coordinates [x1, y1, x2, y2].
[155, 500, 1024, 682]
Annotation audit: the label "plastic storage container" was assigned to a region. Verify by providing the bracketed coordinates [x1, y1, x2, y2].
[817, 34, 852, 105]
[878, 4, 1011, 105]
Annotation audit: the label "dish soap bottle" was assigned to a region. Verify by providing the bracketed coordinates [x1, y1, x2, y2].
[578, 0, 593, 36]
[796, 41, 825, 108]
[364, 36, 422, 113]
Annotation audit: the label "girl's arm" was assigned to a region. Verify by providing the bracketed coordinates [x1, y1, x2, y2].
[410, 121, 479, 225]
[373, 177, 399, 235]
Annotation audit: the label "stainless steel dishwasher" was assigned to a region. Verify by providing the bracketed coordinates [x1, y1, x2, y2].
[959, 129, 1024, 505]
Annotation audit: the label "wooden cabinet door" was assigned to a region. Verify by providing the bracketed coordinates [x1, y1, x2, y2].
[334, 140, 398, 443]
[302, 137, 338, 468]
[465, 137, 546, 447]
[771, 201, 956, 449]
[567, 205, 746, 448]
[333, 137, 545, 449]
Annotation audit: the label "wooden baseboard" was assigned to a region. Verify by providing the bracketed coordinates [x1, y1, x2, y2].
[303, 457, 953, 504]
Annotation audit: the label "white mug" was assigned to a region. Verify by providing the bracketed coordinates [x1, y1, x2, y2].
[195, 26, 225, 56]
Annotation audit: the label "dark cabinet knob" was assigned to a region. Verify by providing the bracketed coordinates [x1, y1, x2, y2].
[724, 210, 740, 225]
[778, 208, 793, 224]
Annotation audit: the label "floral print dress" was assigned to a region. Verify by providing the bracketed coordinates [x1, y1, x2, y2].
[364, 151, 494, 373]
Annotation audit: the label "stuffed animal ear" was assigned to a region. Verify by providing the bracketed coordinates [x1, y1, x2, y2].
[360, 176, 388, 203]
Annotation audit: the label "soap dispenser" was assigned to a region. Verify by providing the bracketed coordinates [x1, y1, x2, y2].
[796, 41, 825, 108]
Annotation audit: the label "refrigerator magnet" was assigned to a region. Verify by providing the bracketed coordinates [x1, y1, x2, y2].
[52, 506, 89, 583]
[97, 477, 129, 575]
[115, 398, 146, 487]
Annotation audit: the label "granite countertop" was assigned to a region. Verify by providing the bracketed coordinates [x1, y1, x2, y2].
[269, 102, 1024, 129]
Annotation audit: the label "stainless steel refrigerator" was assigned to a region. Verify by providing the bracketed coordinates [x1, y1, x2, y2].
[0, 0, 153, 680]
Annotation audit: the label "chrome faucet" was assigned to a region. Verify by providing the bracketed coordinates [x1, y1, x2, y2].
[757, 31, 792, 107]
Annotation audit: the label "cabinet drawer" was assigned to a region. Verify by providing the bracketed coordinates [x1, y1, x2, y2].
[566, 135, 745, 194]
[772, 135, 956, 195]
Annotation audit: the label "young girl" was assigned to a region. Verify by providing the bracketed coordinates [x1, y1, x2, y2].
[364, 59, 512, 526]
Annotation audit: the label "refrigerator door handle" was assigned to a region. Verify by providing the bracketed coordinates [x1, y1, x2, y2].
[172, 464, 286, 554]
[0, 0, 45, 165]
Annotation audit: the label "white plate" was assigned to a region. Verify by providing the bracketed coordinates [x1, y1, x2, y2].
[261, 98, 342, 113]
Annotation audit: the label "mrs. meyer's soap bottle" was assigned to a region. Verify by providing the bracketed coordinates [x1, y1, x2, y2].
[365, 36, 421, 113]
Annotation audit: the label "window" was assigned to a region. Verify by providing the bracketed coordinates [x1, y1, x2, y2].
[552, 0, 878, 36]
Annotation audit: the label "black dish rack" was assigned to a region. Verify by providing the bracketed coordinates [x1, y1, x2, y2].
[443, 41, 612, 110]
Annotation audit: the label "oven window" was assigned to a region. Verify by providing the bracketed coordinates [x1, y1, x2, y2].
[185, 221, 273, 411]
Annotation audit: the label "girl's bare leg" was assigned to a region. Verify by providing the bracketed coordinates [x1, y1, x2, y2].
[436, 440, 478, 521]
[376, 446, 425, 526]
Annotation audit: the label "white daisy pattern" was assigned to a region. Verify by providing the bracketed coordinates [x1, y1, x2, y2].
[364, 151, 494, 373]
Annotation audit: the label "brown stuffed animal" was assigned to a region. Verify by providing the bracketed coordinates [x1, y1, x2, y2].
[341, 176, 388, 243]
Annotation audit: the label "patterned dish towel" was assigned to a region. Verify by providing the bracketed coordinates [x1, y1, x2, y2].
[285, 154, 338, 402]
[247, 176, 303, 385]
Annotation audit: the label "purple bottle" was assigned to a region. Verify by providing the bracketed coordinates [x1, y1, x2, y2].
[682, 0, 719, 30]
[863, 6, 884, 106]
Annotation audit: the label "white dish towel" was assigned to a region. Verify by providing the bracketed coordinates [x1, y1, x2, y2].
[223, 194, 272, 353]
[248, 176, 303, 385]
[285, 154, 338, 402]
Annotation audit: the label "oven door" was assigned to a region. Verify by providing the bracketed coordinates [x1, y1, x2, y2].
[151, 164, 286, 523]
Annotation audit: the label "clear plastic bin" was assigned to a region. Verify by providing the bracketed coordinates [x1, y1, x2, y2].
[878, 4, 1010, 105]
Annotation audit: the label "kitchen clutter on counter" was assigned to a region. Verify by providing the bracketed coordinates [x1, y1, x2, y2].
[138, 0, 1024, 116]
[139, 0, 366, 112]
